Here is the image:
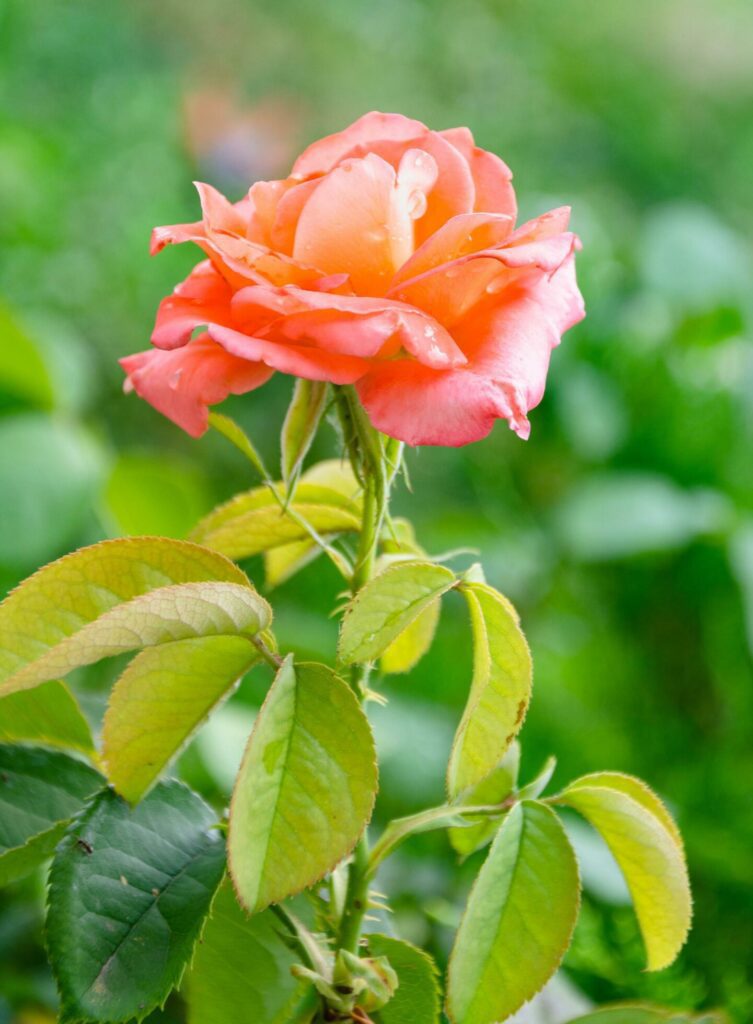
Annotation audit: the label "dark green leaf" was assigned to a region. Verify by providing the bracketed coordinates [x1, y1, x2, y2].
[0, 744, 102, 886]
[47, 780, 226, 1023]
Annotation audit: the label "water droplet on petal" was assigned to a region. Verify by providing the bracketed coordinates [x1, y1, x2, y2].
[486, 277, 505, 295]
[168, 369, 183, 391]
[407, 189, 427, 220]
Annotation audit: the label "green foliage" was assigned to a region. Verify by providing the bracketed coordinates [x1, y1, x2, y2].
[368, 935, 441, 1024]
[569, 1007, 728, 1024]
[0, 744, 102, 886]
[190, 483, 361, 560]
[186, 880, 304, 1024]
[381, 595, 441, 675]
[338, 560, 456, 665]
[46, 781, 226, 1024]
[0, 537, 270, 697]
[102, 636, 263, 802]
[0, 680, 94, 756]
[447, 801, 581, 1024]
[448, 742, 520, 857]
[447, 583, 532, 799]
[557, 774, 691, 970]
[228, 657, 377, 913]
[281, 379, 329, 489]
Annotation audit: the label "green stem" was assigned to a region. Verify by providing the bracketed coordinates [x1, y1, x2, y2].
[335, 390, 392, 956]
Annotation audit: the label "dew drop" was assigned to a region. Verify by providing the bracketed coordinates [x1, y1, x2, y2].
[168, 369, 183, 390]
[407, 189, 427, 220]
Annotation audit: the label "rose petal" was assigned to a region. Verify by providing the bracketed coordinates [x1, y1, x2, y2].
[120, 334, 273, 437]
[231, 284, 465, 367]
[390, 212, 515, 289]
[440, 126, 517, 221]
[357, 361, 516, 447]
[151, 260, 234, 350]
[292, 111, 429, 177]
[208, 324, 369, 384]
[389, 226, 580, 327]
[292, 153, 435, 295]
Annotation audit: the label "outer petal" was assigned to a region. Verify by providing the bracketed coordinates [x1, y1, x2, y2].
[120, 334, 273, 438]
[231, 284, 466, 368]
[440, 126, 517, 221]
[208, 324, 368, 384]
[292, 111, 429, 177]
[357, 361, 516, 447]
[359, 252, 585, 446]
[292, 152, 436, 295]
[152, 182, 327, 290]
[151, 260, 234, 350]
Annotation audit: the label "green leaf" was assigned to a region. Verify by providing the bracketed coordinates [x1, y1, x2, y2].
[517, 755, 557, 801]
[447, 583, 532, 799]
[446, 801, 580, 1024]
[339, 561, 456, 666]
[556, 774, 691, 970]
[448, 742, 520, 858]
[0, 537, 271, 697]
[381, 597, 440, 675]
[0, 680, 94, 756]
[368, 935, 440, 1024]
[0, 414, 106, 571]
[186, 879, 304, 1024]
[229, 657, 377, 913]
[0, 744, 102, 886]
[103, 636, 263, 803]
[569, 1006, 728, 1024]
[47, 780, 226, 1024]
[264, 459, 363, 586]
[281, 379, 328, 487]
[190, 482, 361, 560]
[369, 805, 492, 875]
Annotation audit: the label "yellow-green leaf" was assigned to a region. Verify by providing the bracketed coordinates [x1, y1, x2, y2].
[103, 636, 263, 803]
[564, 771, 683, 849]
[381, 597, 440, 675]
[447, 583, 532, 799]
[229, 657, 377, 913]
[0, 680, 94, 756]
[0, 537, 262, 697]
[339, 561, 455, 666]
[190, 483, 361, 560]
[447, 801, 580, 1024]
[557, 776, 691, 970]
[448, 742, 520, 858]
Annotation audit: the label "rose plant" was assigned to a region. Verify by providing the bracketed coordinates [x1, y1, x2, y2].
[0, 114, 692, 1024]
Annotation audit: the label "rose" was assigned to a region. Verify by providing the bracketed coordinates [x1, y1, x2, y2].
[121, 111, 584, 446]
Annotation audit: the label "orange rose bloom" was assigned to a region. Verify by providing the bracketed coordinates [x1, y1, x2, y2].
[121, 112, 584, 446]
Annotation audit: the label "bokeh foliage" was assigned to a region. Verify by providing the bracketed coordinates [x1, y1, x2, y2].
[0, 0, 751, 1020]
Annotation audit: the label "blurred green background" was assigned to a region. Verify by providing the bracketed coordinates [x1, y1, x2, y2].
[1, 0, 752, 1021]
